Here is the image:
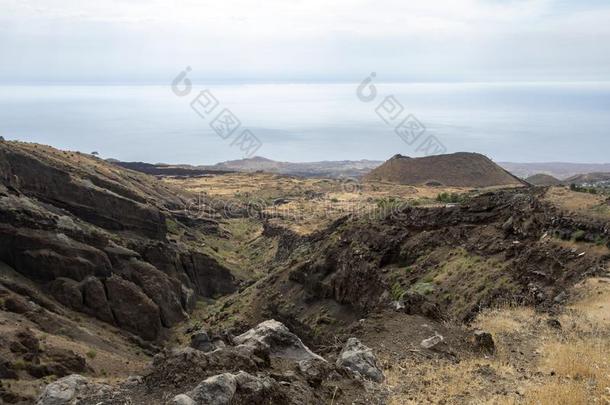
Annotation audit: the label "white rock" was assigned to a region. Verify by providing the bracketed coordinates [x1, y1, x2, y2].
[234, 319, 325, 362]
[37, 374, 88, 405]
[420, 333, 444, 349]
[185, 373, 237, 405]
[169, 394, 196, 405]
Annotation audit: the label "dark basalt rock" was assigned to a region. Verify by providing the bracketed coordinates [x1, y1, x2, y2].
[105, 275, 162, 341]
[0, 142, 238, 341]
[81, 276, 114, 324]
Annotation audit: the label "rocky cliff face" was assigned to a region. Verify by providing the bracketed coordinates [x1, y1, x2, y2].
[0, 142, 236, 342]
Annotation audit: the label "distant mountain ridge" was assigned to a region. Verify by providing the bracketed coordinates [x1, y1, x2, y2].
[107, 155, 610, 183]
[498, 162, 610, 180]
[212, 156, 383, 178]
[564, 172, 610, 186]
[109, 156, 383, 178]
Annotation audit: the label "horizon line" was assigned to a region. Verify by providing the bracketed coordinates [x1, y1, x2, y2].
[2, 79, 610, 87]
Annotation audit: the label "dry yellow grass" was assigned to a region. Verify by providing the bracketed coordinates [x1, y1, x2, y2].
[384, 278, 610, 405]
[525, 380, 589, 405]
[385, 357, 521, 405]
[167, 172, 500, 234]
[567, 277, 610, 325]
[541, 339, 610, 380]
[543, 186, 610, 220]
[474, 306, 537, 336]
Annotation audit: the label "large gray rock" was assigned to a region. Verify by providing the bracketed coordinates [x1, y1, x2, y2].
[36, 374, 88, 405]
[173, 373, 237, 405]
[169, 371, 281, 405]
[336, 338, 384, 382]
[234, 320, 325, 362]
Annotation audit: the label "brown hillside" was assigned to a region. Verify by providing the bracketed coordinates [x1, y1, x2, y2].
[364, 152, 525, 187]
[525, 173, 562, 186]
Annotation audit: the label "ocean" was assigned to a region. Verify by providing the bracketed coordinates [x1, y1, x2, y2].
[1, 82, 609, 164]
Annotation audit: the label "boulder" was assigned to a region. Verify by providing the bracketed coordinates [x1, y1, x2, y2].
[336, 338, 384, 382]
[170, 371, 283, 405]
[81, 276, 114, 323]
[177, 373, 237, 405]
[297, 358, 334, 386]
[16, 328, 40, 353]
[127, 259, 187, 327]
[400, 291, 444, 320]
[553, 291, 568, 303]
[190, 329, 215, 353]
[420, 333, 444, 349]
[234, 320, 325, 362]
[233, 371, 280, 402]
[36, 374, 88, 405]
[4, 295, 32, 314]
[170, 394, 196, 405]
[44, 347, 88, 377]
[105, 275, 161, 341]
[147, 346, 263, 391]
[471, 330, 495, 354]
[48, 277, 83, 310]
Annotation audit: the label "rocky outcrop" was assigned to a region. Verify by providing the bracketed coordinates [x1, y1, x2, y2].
[40, 320, 382, 404]
[36, 374, 89, 405]
[81, 276, 114, 323]
[171, 371, 284, 405]
[0, 142, 237, 341]
[336, 338, 384, 382]
[105, 275, 162, 341]
[234, 319, 325, 362]
[190, 329, 215, 353]
[0, 144, 167, 239]
[36, 374, 110, 405]
[125, 259, 187, 327]
[48, 278, 83, 310]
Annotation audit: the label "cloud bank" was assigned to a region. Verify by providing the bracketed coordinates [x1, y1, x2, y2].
[1, 0, 609, 82]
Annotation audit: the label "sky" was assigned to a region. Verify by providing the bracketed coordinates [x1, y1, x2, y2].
[1, 0, 609, 164]
[1, 0, 610, 83]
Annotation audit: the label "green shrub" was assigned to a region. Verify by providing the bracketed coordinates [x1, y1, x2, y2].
[572, 229, 586, 242]
[12, 360, 26, 370]
[390, 282, 405, 301]
[410, 281, 435, 295]
[436, 192, 468, 204]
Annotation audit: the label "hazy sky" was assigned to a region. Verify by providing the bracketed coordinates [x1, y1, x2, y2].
[2, 0, 610, 83]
